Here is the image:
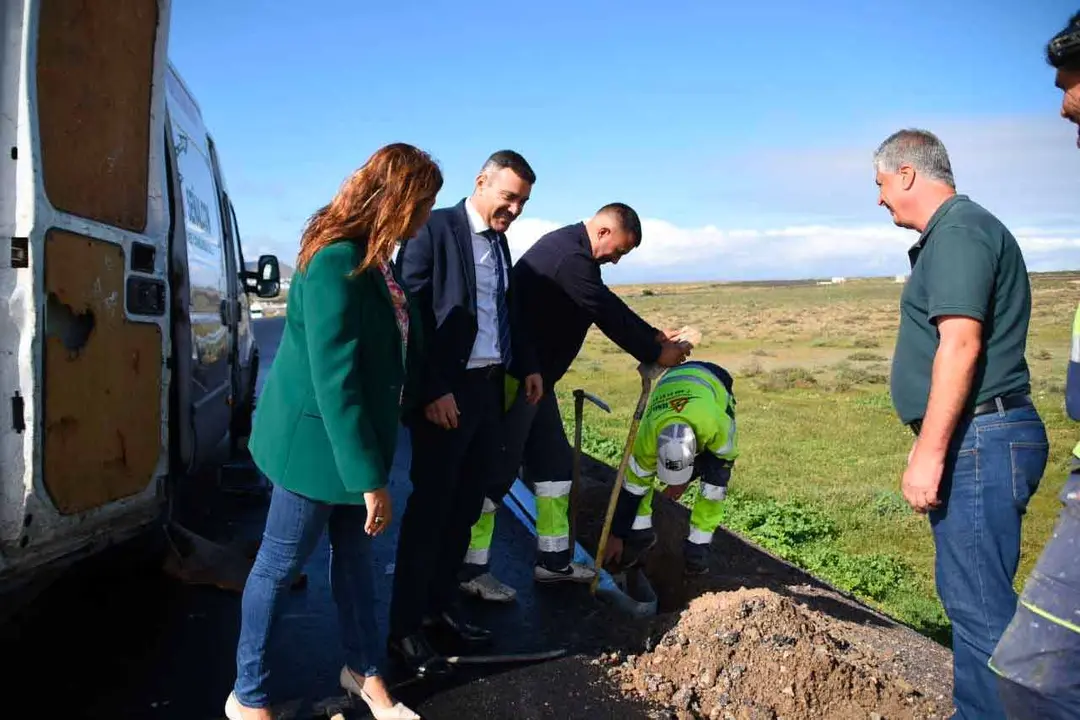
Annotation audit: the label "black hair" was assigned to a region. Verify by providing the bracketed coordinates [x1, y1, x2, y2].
[597, 202, 642, 246]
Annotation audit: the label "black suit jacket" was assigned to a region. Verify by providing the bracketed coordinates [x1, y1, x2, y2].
[397, 199, 538, 408]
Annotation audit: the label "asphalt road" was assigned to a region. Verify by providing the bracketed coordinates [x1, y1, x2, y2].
[0, 318, 648, 720]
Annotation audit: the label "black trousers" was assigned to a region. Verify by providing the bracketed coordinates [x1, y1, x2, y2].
[389, 365, 505, 639]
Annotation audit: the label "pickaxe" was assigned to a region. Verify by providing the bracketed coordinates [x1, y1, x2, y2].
[591, 361, 666, 595]
[570, 389, 611, 543]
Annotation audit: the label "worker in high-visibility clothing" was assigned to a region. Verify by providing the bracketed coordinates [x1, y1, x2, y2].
[987, 16, 1080, 718]
[603, 360, 737, 576]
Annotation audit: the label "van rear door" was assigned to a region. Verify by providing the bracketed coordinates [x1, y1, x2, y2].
[0, 0, 172, 570]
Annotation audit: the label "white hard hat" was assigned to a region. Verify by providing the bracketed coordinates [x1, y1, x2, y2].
[656, 422, 697, 486]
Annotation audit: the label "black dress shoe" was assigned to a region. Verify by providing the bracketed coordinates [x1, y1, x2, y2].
[387, 633, 451, 677]
[422, 609, 492, 645]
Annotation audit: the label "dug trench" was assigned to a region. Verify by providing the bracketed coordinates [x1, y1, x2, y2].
[571, 454, 955, 720]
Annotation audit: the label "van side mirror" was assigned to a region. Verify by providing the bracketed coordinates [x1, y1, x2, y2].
[243, 254, 281, 298]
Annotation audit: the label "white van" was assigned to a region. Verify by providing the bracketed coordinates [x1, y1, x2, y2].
[0, 0, 279, 612]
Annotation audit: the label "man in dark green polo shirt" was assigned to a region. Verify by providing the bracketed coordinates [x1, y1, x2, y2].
[874, 128, 1049, 720]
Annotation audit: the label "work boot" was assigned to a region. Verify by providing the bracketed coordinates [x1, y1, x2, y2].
[683, 540, 710, 576]
[533, 561, 597, 584]
[621, 531, 658, 569]
[459, 572, 517, 603]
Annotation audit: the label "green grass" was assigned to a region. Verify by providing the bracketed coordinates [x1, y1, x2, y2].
[556, 273, 1078, 644]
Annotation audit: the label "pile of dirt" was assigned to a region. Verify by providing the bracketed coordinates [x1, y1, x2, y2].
[603, 587, 948, 720]
[571, 457, 953, 709]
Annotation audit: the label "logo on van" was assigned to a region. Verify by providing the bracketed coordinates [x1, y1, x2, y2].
[185, 186, 212, 234]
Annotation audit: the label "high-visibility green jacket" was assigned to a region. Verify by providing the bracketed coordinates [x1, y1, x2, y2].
[626, 362, 738, 491]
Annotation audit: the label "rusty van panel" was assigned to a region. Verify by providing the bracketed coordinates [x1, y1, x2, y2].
[35, 0, 158, 232]
[43, 230, 162, 515]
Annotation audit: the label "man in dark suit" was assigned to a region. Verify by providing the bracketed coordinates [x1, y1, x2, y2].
[390, 150, 542, 675]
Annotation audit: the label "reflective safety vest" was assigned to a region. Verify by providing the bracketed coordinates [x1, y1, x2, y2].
[627, 363, 738, 488]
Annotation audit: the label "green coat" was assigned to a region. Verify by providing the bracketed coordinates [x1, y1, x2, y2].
[248, 240, 423, 505]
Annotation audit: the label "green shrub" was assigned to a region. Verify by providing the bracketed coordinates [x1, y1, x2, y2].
[722, 496, 837, 553]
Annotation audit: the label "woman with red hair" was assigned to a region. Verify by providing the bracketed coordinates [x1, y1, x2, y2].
[225, 143, 441, 720]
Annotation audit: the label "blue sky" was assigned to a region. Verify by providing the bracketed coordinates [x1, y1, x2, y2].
[168, 1, 1080, 283]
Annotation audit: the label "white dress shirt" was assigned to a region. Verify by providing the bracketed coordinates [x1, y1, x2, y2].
[464, 198, 509, 368]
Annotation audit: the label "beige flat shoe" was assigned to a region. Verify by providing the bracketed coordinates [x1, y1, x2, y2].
[339, 666, 421, 720]
[224, 692, 248, 720]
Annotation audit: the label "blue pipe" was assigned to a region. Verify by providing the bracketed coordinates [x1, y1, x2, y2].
[502, 479, 657, 618]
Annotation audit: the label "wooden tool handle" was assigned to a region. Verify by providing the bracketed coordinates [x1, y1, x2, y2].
[591, 366, 655, 594]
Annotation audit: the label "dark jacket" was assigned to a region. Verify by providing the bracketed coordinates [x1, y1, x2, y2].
[513, 222, 661, 385]
[248, 240, 423, 505]
[397, 199, 538, 407]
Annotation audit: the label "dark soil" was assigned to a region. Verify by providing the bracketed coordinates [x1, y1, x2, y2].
[571, 455, 954, 719]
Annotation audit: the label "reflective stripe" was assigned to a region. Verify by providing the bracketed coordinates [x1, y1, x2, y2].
[659, 371, 718, 400]
[464, 547, 490, 565]
[628, 455, 654, 479]
[482, 497, 498, 513]
[688, 527, 713, 544]
[700, 483, 727, 501]
[1072, 304, 1080, 363]
[712, 416, 736, 457]
[535, 480, 572, 498]
[1020, 599, 1080, 635]
[632, 513, 653, 530]
[622, 476, 650, 496]
[538, 534, 570, 552]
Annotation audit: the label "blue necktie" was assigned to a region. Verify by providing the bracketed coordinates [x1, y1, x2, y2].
[483, 229, 513, 368]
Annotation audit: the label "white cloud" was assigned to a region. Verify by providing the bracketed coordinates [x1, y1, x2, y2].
[241, 115, 1080, 282]
[505, 217, 564, 260]
[501, 216, 1080, 284]
[497, 115, 1080, 282]
[716, 115, 1080, 230]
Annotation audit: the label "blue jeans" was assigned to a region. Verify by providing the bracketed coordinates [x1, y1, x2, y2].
[991, 469, 1080, 719]
[234, 484, 383, 708]
[928, 403, 1048, 720]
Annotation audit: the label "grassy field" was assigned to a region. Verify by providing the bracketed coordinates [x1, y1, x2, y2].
[555, 271, 1079, 645]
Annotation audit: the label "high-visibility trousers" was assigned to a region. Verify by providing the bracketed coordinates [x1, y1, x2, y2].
[628, 477, 727, 548]
[462, 375, 576, 575]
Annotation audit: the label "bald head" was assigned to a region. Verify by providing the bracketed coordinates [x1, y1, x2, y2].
[584, 202, 642, 265]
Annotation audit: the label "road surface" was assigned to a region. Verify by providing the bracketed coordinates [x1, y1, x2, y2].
[0, 318, 647, 719]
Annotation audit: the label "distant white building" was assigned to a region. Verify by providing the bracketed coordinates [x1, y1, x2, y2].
[894, 274, 908, 283]
[830, 277, 846, 284]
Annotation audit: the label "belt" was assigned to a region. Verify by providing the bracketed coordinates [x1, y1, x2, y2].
[466, 363, 505, 380]
[908, 393, 1033, 436]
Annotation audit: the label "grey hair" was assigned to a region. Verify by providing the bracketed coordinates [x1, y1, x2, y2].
[873, 129, 955, 188]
